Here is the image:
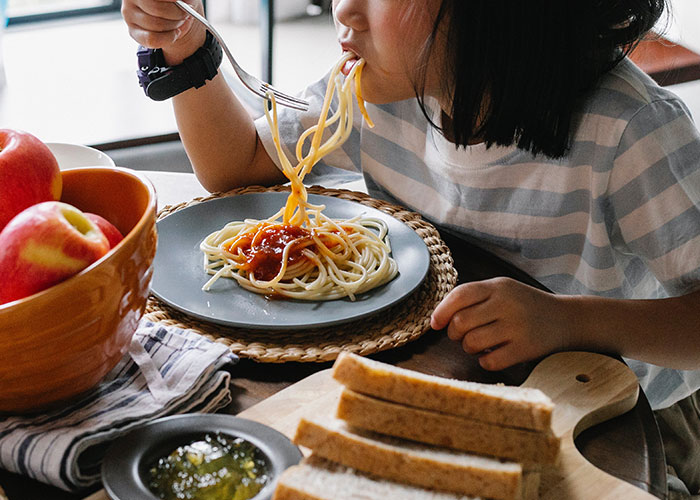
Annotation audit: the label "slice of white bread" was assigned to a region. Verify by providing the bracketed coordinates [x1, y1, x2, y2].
[292, 416, 528, 500]
[332, 352, 553, 431]
[336, 388, 560, 465]
[271, 456, 479, 500]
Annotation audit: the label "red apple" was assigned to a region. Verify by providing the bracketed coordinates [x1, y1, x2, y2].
[85, 213, 124, 249]
[0, 129, 62, 231]
[0, 201, 110, 305]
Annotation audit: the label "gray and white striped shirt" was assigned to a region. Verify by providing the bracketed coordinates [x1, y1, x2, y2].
[256, 58, 700, 410]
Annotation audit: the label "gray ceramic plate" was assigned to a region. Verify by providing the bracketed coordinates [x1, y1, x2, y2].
[101, 414, 303, 500]
[150, 193, 430, 330]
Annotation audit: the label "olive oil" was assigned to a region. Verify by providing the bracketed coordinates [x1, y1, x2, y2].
[148, 433, 269, 500]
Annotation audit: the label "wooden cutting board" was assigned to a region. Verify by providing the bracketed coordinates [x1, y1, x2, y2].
[237, 351, 657, 500]
[88, 351, 656, 500]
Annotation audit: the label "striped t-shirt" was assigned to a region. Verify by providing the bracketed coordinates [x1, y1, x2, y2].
[256, 58, 700, 410]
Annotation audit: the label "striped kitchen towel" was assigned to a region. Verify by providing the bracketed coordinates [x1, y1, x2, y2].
[0, 320, 237, 492]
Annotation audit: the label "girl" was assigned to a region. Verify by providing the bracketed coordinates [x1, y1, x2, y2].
[122, 0, 700, 495]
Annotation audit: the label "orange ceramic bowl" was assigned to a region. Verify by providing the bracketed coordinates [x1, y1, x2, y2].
[0, 166, 157, 413]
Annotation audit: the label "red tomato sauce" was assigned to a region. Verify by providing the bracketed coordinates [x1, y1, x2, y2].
[226, 224, 313, 281]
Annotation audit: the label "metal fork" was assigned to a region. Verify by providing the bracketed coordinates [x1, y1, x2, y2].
[175, 0, 309, 112]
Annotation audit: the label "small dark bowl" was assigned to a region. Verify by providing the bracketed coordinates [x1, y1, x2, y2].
[102, 414, 303, 500]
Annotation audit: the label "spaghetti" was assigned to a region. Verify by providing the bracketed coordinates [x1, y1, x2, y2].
[200, 53, 398, 300]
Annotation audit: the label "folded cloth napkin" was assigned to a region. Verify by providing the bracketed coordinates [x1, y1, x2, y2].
[0, 320, 237, 492]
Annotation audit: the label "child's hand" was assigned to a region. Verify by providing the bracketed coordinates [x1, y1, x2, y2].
[122, 0, 206, 65]
[430, 277, 571, 371]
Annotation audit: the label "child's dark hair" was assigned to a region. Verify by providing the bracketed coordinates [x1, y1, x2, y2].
[417, 0, 667, 158]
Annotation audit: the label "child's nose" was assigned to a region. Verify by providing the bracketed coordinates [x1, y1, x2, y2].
[333, 0, 369, 32]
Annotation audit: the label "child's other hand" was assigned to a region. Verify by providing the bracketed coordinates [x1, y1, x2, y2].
[122, 0, 206, 65]
[430, 277, 570, 371]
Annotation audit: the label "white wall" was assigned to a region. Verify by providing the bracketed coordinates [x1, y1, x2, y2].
[663, 0, 700, 53]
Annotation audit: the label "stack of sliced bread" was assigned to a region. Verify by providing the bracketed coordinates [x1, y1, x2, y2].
[272, 352, 559, 500]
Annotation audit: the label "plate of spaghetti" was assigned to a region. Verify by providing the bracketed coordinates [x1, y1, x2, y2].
[150, 190, 430, 330]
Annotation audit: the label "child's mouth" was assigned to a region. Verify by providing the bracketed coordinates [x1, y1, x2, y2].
[341, 56, 359, 76]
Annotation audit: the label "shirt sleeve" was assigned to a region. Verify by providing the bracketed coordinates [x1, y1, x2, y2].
[254, 72, 364, 186]
[608, 96, 700, 296]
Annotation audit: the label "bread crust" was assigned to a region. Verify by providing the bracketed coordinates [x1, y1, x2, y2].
[293, 416, 525, 500]
[332, 352, 553, 431]
[272, 457, 478, 500]
[336, 388, 560, 465]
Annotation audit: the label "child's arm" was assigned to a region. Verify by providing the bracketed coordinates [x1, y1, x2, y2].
[122, 0, 285, 192]
[431, 277, 700, 371]
[171, 72, 286, 192]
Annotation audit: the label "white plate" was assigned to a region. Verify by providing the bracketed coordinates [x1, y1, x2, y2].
[46, 142, 115, 169]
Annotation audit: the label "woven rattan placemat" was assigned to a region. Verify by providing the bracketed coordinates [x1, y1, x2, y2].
[144, 185, 457, 363]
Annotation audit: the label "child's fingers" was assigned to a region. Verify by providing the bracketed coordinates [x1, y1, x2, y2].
[458, 321, 505, 355]
[443, 297, 496, 341]
[137, 0, 191, 21]
[476, 342, 522, 371]
[430, 281, 493, 330]
[125, 5, 194, 47]
[127, 23, 180, 48]
[134, 13, 185, 35]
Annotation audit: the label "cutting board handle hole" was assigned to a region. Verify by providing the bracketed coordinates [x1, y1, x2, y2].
[576, 373, 591, 383]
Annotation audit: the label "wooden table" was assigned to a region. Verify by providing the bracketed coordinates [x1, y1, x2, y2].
[0, 171, 667, 500]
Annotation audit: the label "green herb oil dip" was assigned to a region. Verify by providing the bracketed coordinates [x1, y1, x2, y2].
[148, 433, 269, 500]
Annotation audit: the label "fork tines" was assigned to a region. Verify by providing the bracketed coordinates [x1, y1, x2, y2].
[260, 83, 310, 112]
